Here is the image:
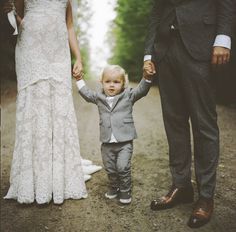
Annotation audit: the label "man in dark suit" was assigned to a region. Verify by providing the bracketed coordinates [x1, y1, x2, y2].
[0, 1, 17, 83]
[143, 0, 235, 228]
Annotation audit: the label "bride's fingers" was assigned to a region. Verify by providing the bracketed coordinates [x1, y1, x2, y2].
[72, 70, 84, 78]
[72, 62, 83, 74]
[73, 70, 79, 76]
[73, 66, 79, 74]
[73, 63, 83, 73]
[74, 70, 82, 76]
[75, 68, 83, 75]
[72, 64, 78, 71]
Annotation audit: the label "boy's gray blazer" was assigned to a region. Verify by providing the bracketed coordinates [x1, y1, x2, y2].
[79, 79, 151, 143]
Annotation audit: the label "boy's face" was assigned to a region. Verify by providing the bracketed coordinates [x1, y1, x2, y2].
[102, 71, 124, 96]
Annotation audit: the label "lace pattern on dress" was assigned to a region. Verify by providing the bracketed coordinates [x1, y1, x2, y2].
[5, 80, 88, 204]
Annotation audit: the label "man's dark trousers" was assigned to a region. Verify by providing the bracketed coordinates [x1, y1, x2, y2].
[157, 30, 219, 199]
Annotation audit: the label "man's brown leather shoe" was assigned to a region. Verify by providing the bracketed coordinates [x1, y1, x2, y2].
[150, 184, 194, 210]
[187, 197, 214, 228]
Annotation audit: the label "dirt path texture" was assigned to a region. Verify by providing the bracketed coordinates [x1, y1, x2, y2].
[1, 79, 236, 232]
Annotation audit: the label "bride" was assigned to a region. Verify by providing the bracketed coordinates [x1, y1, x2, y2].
[3, 0, 101, 204]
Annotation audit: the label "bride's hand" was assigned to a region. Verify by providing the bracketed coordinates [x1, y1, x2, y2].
[72, 60, 84, 80]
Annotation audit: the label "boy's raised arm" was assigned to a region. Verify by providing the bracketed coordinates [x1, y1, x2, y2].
[76, 79, 98, 104]
[130, 76, 153, 103]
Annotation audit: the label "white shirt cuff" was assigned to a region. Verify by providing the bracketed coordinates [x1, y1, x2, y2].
[7, 11, 18, 35]
[213, 35, 231, 49]
[76, 79, 86, 90]
[144, 79, 152, 83]
[144, 55, 152, 61]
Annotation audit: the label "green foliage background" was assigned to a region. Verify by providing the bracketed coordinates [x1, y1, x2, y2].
[73, 0, 91, 78]
[110, 0, 154, 81]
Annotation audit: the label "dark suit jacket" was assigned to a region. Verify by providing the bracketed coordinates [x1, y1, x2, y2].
[144, 0, 235, 62]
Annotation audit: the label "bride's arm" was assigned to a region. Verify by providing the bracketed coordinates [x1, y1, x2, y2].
[66, 0, 83, 78]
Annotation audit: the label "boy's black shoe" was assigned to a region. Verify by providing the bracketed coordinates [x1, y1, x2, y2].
[105, 187, 119, 199]
[119, 191, 132, 204]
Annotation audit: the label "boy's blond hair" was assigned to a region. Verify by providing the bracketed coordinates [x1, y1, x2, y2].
[100, 65, 129, 88]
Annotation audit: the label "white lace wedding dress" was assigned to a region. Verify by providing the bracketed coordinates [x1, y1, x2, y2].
[4, 0, 89, 204]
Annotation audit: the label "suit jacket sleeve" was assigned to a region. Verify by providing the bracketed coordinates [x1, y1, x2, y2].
[144, 0, 163, 56]
[79, 85, 98, 104]
[217, 0, 235, 37]
[130, 78, 151, 103]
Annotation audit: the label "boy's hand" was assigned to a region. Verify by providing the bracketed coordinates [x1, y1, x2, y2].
[143, 71, 153, 81]
[72, 60, 84, 81]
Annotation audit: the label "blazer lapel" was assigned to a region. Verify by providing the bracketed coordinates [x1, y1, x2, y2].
[110, 91, 125, 111]
[98, 89, 110, 109]
[100, 94, 111, 110]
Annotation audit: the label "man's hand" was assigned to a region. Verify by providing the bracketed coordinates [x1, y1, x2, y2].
[212, 46, 230, 65]
[143, 60, 156, 76]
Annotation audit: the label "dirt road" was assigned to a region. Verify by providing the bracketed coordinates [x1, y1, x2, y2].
[1, 80, 236, 232]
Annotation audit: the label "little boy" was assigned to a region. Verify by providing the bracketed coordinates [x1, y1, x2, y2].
[75, 65, 152, 204]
